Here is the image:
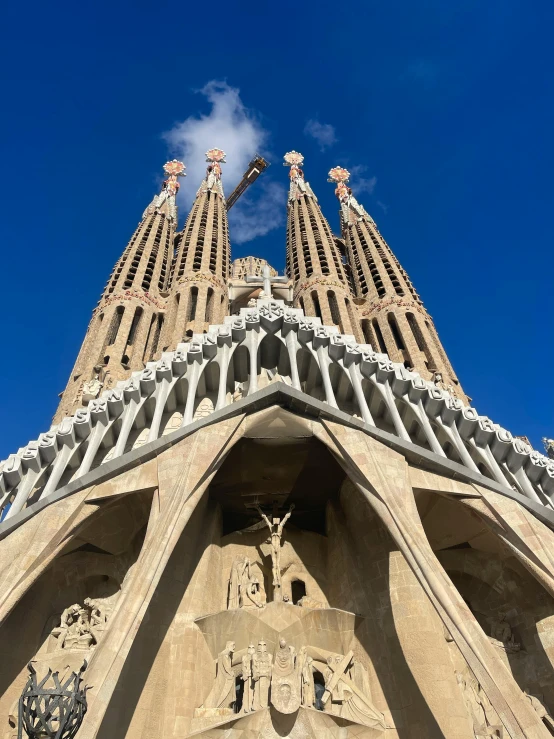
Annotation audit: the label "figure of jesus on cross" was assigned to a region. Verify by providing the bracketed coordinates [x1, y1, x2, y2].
[245, 264, 288, 299]
[255, 503, 294, 601]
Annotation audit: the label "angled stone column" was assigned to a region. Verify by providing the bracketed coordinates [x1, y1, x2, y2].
[316, 419, 550, 739]
[76, 414, 245, 739]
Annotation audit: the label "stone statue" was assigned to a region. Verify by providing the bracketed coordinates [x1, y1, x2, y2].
[247, 298, 256, 307]
[271, 638, 300, 714]
[524, 690, 554, 732]
[228, 557, 265, 610]
[59, 608, 96, 651]
[489, 612, 520, 651]
[228, 556, 248, 609]
[252, 639, 272, 710]
[84, 597, 110, 642]
[299, 646, 315, 708]
[323, 652, 387, 729]
[256, 503, 294, 600]
[81, 376, 103, 403]
[456, 671, 504, 738]
[201, 641, 236, 711]
[241, 644, 256, 713]
[297, 595, 325, 609]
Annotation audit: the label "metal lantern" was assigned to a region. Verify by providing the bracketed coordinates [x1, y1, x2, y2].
[18, 661, 88, 739]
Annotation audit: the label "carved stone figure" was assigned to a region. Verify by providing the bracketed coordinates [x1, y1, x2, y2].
[489, 613, 520, 651]
[256, 503, 294, 600]
[228, 557, 265, 610]
[456, 671, 504, 738]
[84, 597, 109, 642]
[299, 647, 315, 708]
[81, 376, 102, 403]
[201, 641, 236, 711]
[252, 639, 272, 710]
[323, 652, 387, 729]
[241, 644, 256, 713]
[59, 608, 96, 651]
[524, 691, 554, 732]
[228, 556, 246, 609]
[271, 638, 300, 714]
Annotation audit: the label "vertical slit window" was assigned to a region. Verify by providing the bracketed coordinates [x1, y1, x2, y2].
[372, 319, 387, 353]
[107, 307, 124, 346]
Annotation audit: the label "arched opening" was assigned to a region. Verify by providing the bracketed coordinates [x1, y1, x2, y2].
[107, 306, 124, 346]
[205, 288, 214, 324]
[311, 291, 322, 321]
[188, 287, 198, 322]
[291, 579, 306, 605]
[387, 313, 405, 351]
[327, 290, 341, 328]
[372, 319, 387, 354]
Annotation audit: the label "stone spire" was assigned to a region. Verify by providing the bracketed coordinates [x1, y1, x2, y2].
[161, 148, 230, 346]
[284, 152, 360, 339]
[328, 166, 467, 401]
[53, 161, 185, 422]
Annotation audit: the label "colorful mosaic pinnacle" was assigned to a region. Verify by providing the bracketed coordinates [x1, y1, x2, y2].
[163, 159, 186, 177]
[205, 148, 226, 163]
[283, 150, 304, 167]
[327, 166, 350, 183]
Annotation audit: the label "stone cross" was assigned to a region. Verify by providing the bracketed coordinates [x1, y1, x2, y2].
[246, 264, 288, 298]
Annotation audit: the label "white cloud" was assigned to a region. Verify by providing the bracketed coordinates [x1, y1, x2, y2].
[163, 80, 284, 243]
[348, 165, 377, 196]
[303, 118, 337, 151]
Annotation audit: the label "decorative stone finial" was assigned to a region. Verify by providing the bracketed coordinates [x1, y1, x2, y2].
[163, 159, 186, 197]
[327, 166, 350, 184]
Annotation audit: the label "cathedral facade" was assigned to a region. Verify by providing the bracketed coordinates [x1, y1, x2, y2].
[1, 148, 554, 739]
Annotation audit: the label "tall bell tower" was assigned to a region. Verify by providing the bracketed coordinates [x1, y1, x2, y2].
[53, 160, 185, 422]
[328, 166, 467, 402]
[161, 148, 231, 348]
[284, 151, 361, 341]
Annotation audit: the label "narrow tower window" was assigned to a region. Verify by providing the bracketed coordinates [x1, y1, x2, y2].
[311, 291, 322, 321]
[188, 287, 198, 322]
[387, 314, 406, 351]
[372, 319, 387, 354]
[107, 307, 124, 346]
[327, 291, 341, 328]
[205, 288, 214, 324]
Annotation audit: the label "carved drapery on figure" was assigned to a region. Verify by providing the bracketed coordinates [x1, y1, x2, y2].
[228, 556, 265, 609]
[299, 646, 315, 708]
[252, 639, 272, 711]
[271, 638, 300, 714]
[200, 641, 236, 712]
[241, 644, 256, 713]
[322, 651, 387, 730]
[456, 670, 504, 738]
[256, 504, 294, 601]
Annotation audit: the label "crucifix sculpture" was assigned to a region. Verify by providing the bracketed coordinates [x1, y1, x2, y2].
[255, 503, 294, 601]
[245, 264, 289, 299]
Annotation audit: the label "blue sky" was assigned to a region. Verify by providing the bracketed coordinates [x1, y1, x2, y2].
[0, 0, 553, 459]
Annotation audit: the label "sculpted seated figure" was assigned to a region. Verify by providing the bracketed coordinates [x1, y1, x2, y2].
[51, 598, 110, 651]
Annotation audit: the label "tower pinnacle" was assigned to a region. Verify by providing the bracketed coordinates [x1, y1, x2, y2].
[329, 165, 467, 400]
[161, 148, 230, 346]
[284, 152, 360, 339]
[53, 162, 184, 421]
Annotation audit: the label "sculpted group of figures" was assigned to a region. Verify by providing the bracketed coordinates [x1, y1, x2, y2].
[199, 639, 387, 729]
[50, 598, 110, 651]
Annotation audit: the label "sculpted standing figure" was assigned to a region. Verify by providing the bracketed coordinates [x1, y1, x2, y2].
[202, 641, 236, 711]
[252, 639, 272, 710]
[299, 646, 315, 708]
[256, 503, 294, 600]
[242, 644, 256, 713]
